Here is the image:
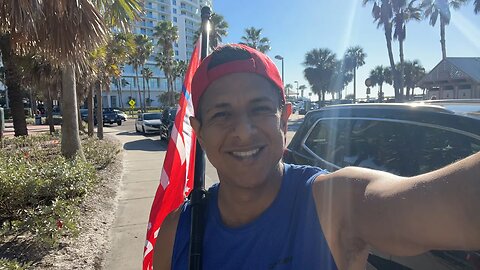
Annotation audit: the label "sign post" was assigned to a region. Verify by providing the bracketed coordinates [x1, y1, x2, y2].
[129, 99, 136, 116]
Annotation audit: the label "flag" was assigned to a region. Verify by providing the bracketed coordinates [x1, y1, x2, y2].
[143, 41, 201, 270]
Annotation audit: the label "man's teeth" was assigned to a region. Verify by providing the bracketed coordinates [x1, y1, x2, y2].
[232, 148, 260, 158]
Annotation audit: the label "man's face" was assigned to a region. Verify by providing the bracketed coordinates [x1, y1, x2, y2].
[191, 72, 290, 189]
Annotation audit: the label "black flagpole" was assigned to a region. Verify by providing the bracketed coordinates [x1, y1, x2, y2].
[189, 6, 211, 270]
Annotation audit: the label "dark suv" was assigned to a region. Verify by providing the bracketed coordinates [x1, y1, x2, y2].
[80, 108, 124, 126]
[160, 107, 177, 140]
[284, 103, 480, 269]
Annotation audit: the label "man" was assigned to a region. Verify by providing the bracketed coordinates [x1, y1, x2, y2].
[153, 44, 480, 270]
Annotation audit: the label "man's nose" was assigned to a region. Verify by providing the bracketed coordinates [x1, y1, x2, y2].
[232, 114, 256, 140]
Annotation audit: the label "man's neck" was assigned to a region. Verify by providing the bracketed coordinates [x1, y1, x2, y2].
[216, 163, 284, 228]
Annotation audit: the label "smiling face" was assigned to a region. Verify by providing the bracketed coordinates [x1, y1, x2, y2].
[191, 72, 290, 189]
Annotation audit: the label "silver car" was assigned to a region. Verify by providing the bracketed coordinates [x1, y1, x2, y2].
[135, 113, 162, 134]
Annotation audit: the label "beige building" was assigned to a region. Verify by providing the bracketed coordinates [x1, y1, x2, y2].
[418, 57, 480, 100]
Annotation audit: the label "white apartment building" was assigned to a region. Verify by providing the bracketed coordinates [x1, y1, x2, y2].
[103, 0, 213, 109]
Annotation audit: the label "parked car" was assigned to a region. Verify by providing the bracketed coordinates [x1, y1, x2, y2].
[113, 109, 128, 121]
[160, 107, 177, 140]
[102, 108, 124, 125]
[135, 112, 162, 134]
[284, 103, 480, 270]
[412, 99, 480, 119]
[80, 109, 88, 121]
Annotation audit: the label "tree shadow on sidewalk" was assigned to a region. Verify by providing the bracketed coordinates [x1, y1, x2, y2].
[123, 138, 167, 152]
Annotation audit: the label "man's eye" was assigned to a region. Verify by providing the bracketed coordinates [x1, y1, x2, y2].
[253, 106, 274, 113]
[211, 111, 228, 119]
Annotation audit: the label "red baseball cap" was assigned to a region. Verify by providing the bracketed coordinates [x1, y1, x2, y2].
[191, 44, 285, 114]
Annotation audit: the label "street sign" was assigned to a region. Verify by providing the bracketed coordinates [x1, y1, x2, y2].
[128, 99, 135, 107]
[365, 78, 372, 87]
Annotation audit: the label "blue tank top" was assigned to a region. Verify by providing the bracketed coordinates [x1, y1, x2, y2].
[171, 163, 337, 270]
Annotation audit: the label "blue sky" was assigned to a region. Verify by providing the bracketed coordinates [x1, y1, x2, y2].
[213, 1, 480, 100]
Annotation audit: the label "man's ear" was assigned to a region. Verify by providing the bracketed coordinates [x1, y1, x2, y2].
[190, 116, 204, 147]
[280, 103, 292, 133]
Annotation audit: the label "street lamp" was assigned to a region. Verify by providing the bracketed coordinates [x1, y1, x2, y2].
[274, 55, 284, 85]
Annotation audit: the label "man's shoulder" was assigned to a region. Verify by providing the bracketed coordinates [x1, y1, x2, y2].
[284, 163, 329, 177]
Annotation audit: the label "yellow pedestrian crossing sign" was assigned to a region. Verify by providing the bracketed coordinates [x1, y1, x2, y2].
[128, 99, 136, 108]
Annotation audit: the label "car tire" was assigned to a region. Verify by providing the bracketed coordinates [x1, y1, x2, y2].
[135, 125, 139, 133]
[117, 120, 122, 126]
[142, 126, 146, 134]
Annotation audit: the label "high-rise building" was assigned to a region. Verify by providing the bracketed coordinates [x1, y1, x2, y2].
[103, 0, 213, 109]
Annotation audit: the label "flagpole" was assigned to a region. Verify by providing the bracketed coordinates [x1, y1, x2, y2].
[189, 6, 211, 270]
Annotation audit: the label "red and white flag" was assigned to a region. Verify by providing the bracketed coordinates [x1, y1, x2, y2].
[143, 41, 201, 270]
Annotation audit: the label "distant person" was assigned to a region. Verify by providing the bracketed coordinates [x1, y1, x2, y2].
[153, 44, 480, 270]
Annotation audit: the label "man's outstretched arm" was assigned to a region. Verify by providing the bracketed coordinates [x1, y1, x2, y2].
[319, 151, 480, 258]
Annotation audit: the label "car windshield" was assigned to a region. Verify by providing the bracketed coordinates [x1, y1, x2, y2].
[143, 113, 161, 120]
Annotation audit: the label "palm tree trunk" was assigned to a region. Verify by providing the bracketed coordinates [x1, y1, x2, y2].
[353, 67, 357, 103]
[379, 83, 384, 102]
[135, 68, 143, 112]
[440, 19, 447, 59]
[96, 81, 104, 140]
[117, 79, 123, 110]
[384, 27, 399, 101]
[88, 85, 94, 137]
[61, 65, 84, 160]
[142, 76, 147, 111]
[147, 79, 151, 106]
[46, 84, 55, 134]
[0, 35, 28, 136]
[399, 40, 405, 101]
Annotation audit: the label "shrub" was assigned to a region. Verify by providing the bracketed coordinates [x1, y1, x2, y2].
[82, 136, 120, 169]
[0, 133, 118, 247]
[0, 258, 32, 270]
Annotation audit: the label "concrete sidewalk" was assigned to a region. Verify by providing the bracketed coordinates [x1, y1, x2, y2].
[103, 130, 166, 270]
[2, 123, 61, 137]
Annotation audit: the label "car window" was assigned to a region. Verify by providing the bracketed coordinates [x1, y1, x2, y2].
[303, 118, 480, 177]
[143, 113, 162, 120]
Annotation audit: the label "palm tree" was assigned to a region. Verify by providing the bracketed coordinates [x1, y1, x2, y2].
[154, 21, 179, 106]
[0, 1, 103, 137]
[171, 60, 187, 92]
[369, 65, 390, 102]
[298, 85, 307, 98]
[141, 67, 154, 107]
[285, 84, 294, 99]
[129, 34, 153, 112]
[363, 0, 400, 101]
[303, 48, 337, 102]
[110, 33, 136, 110]
[402, 60, 426, 100]
[193, 13, 229, 50]
[0, 0, 141, 159]
[334, 60, 354, 100]
[420, 0, 468, 59]
[344, 46, 367, 103]
[392, 0, 422, 99]
[475, 0, 480, 13]
[240, 27, 271, 53]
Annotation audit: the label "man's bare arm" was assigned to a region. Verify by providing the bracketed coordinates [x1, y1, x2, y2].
[152, 209, 181, 270]
[346, 151, 480, 256]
